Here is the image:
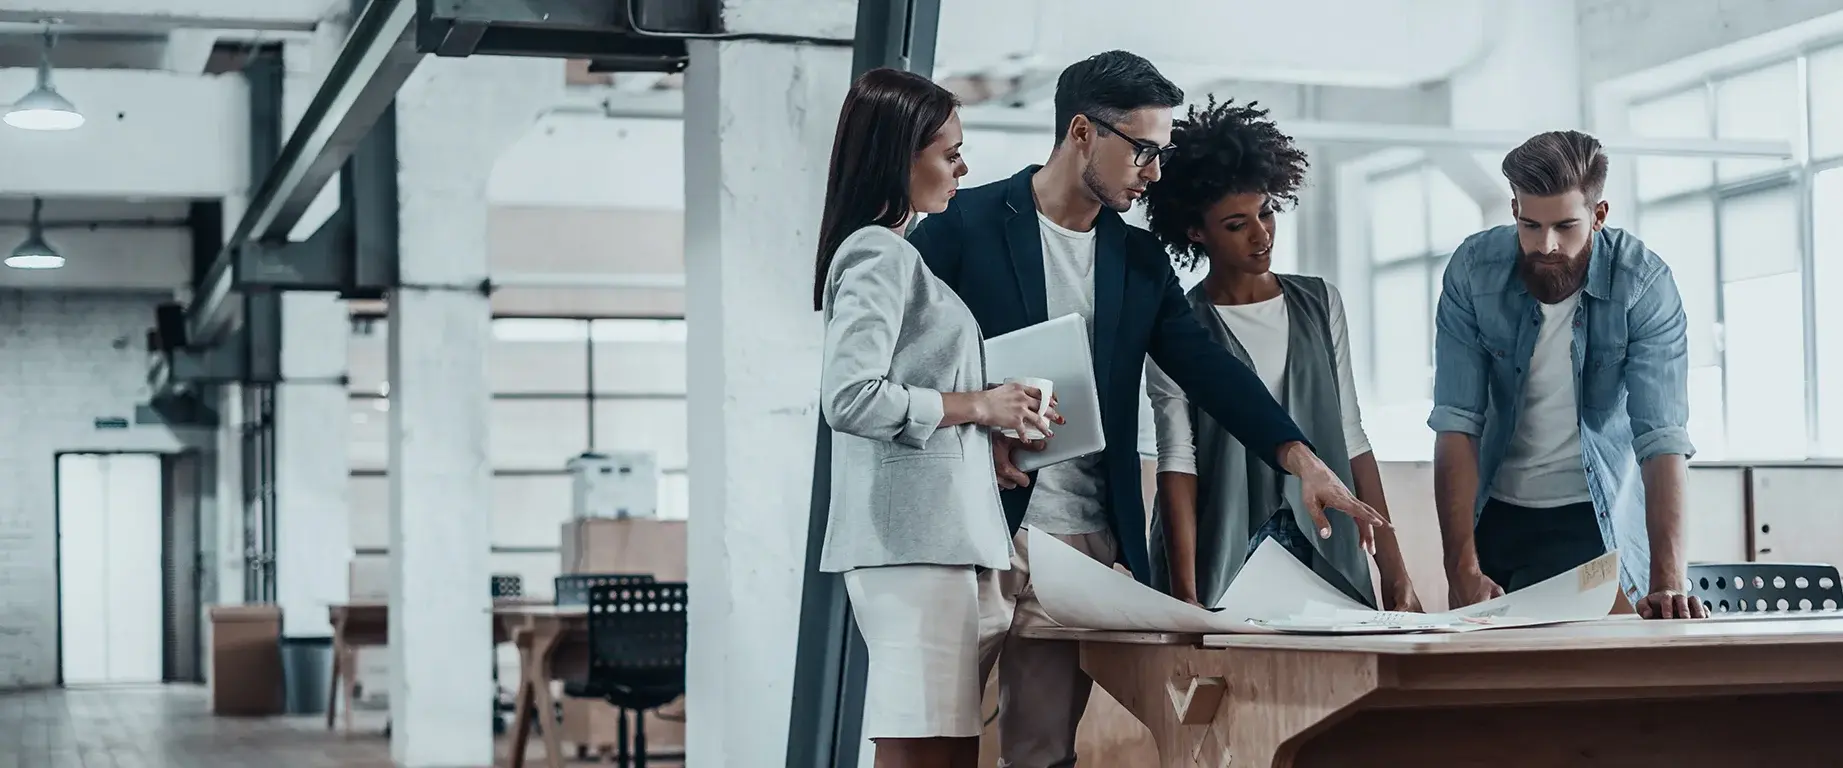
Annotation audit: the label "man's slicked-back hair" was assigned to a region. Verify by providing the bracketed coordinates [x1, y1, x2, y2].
[1501, 130, 1609, 201]
[1052, 50, 1184, 146]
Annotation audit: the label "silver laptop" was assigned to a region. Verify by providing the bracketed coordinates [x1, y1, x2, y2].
[984, 313, 1107, 472]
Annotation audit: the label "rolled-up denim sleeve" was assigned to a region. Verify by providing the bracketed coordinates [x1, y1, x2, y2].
[1428, 247, 1490, 437]
[1624, 264, 1696, 461]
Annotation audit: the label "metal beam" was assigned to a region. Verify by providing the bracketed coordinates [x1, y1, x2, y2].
[786, 5, 941, 768]
[417, 0, 691, 67]
[956, 107, 1800, 159]
[190, 0, 422, 345]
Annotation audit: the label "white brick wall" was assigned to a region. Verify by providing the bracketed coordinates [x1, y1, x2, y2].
[0, 291, 194, 688]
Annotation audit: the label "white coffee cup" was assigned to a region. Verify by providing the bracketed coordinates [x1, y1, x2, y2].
[999, 376, 1054, 441]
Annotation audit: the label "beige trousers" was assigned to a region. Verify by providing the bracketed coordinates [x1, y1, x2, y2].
[976, 528, 1119, 768]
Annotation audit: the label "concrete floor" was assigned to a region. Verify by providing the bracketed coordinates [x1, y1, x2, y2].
[0, 685, 630, 768]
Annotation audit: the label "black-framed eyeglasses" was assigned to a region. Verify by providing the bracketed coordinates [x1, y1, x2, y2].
[1084, 113, 1176, 168]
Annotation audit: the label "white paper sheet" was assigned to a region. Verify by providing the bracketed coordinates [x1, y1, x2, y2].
[1028, 526, 1623, 635]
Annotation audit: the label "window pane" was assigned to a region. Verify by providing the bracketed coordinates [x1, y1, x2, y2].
[1714, 61, 1801, 181]
[1368, 170, 1428, 264]
[1429, 254, 1450, 312]
[1427, 167, 1482, 254]
[1372, 264, 1431, 403]
[1269, 210, 1300, 275]
[1639, 198, 1719, 367]
[1687, 365, 1726, 462]
[659, 472, 689, 521]
[1722, 273, 1808, 460]
[592, 398, 689, 470]
[493, 475, 572, 549]
[591, 319, 686, 395]
[492, 399, 591, 470]
[1813, 45, 1843, 160]
[348, 473, 388, 550]
[1815, 169, 1843, 455]
[348, 397, 391, 471]
[490, 319, 589, 395]
[1718, 186, 1800, 281]
[349, 318, 387, 396]
[489, 551, 562, 603]
[1630, 88, 1713, 201]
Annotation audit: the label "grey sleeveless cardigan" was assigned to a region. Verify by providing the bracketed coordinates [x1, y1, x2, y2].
[1148, 275, 1376, 608]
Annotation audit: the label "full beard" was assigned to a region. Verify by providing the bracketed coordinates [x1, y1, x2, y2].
[1081, 160, 1134, 213]
[1517, 242, 1592, 304]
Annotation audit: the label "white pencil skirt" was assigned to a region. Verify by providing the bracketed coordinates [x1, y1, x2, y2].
[843, 564, 1009, 739]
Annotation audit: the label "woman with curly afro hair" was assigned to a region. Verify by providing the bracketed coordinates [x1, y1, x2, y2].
[1140, 98, 1422, 612]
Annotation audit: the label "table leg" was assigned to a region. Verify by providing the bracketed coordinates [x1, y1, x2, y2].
[521, 623, 568, 768]
[506, 628, 537, 768]
[326, 640, 341, 731]
[341, 648, 361, 736]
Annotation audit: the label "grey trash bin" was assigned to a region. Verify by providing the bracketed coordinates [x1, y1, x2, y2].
[279, 635, 335, 716]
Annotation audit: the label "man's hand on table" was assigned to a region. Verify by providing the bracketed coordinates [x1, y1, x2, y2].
[1446, 567, 1504, 609]
[1636, 585, 1708, 620]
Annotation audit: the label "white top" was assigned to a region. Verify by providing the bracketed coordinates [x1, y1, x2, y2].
[1491, 291, 1592, 508]
[1022, 213, 1110, 536]
[1146, 283, 1371, 475]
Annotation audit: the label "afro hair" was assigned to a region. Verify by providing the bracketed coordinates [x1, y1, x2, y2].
[1141, 97, 1309, 271]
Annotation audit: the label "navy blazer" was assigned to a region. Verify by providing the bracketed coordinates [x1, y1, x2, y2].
[911, 165, 1309, 582]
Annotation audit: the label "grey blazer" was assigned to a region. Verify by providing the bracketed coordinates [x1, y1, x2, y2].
[818, 226, 1012, 572]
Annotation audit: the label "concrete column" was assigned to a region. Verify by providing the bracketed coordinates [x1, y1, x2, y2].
[682, 37, 851, 768]
[386, 55, 560, 767]
[269, 19, 353, 641]
[274, 292, 350, 637]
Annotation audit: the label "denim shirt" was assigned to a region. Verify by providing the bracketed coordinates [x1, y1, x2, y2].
[1429, 225, 1695, 599]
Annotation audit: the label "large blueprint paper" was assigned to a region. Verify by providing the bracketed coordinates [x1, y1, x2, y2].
[1028, 526, 1621, 635]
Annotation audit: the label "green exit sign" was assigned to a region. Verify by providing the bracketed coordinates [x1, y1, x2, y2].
[93, 417, 130, 430]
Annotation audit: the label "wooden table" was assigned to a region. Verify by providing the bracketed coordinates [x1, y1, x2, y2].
[1023, 616, 1843, 767]
[325, 600, 541, 735]
[492, 605, 589, 768]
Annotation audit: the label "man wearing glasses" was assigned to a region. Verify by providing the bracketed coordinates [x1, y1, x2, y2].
[909, 50, 1381, 767]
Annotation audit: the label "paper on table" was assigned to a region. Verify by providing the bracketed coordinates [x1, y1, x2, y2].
[1449, 549, 1621, 624]
[1028, 526, 1255, 634]
[1029, 526, 1623, 635]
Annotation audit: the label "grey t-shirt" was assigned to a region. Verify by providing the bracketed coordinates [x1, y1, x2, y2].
[1020, 213, 1110, 535]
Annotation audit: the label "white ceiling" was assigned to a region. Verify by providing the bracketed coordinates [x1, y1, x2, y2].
[933, 0, 1496, 92]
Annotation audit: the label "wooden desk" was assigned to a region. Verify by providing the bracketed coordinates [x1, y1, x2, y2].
[1024, 617, 1843, 767]
[326, 600, 540, 735]
[494, 605, 588, 768]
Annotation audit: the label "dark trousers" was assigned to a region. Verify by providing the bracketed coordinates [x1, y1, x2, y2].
[1475, 498, 1606, 592]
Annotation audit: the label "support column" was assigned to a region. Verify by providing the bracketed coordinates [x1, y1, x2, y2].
[271, 19, 354, 641]
[386, 54, 560, 768]
[274, 291, 350, 637]
[682, 36, 851, 768]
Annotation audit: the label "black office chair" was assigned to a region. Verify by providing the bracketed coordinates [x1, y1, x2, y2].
[554, 573, 654, 607]
[563, 581, 688, 768]
[1687, 562, 1843, 614]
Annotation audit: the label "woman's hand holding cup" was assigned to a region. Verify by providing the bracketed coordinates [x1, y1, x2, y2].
[976, 377, 1061, 441]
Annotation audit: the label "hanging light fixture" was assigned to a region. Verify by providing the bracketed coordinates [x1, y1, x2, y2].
[7, 198, 65, 270]
[5, 25, 84, 131]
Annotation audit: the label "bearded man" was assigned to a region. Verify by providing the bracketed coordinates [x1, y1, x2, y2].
[1429, 130, 1707, 621]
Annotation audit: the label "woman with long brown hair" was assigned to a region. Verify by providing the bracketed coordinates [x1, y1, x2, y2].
[814, 68, 1056, 767]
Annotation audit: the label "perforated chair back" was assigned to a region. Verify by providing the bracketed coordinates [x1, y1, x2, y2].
[585, 580, 687, 711]
[554, 573, 654, 606]
[490, 574, 524, 599]
[1688, 562, 1843, 614]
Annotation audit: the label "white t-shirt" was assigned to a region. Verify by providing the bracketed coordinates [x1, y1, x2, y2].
[1020, 213, 1110, 536]
[1145, 284, 1371, 475]
[1491, 291, 1592, 507]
